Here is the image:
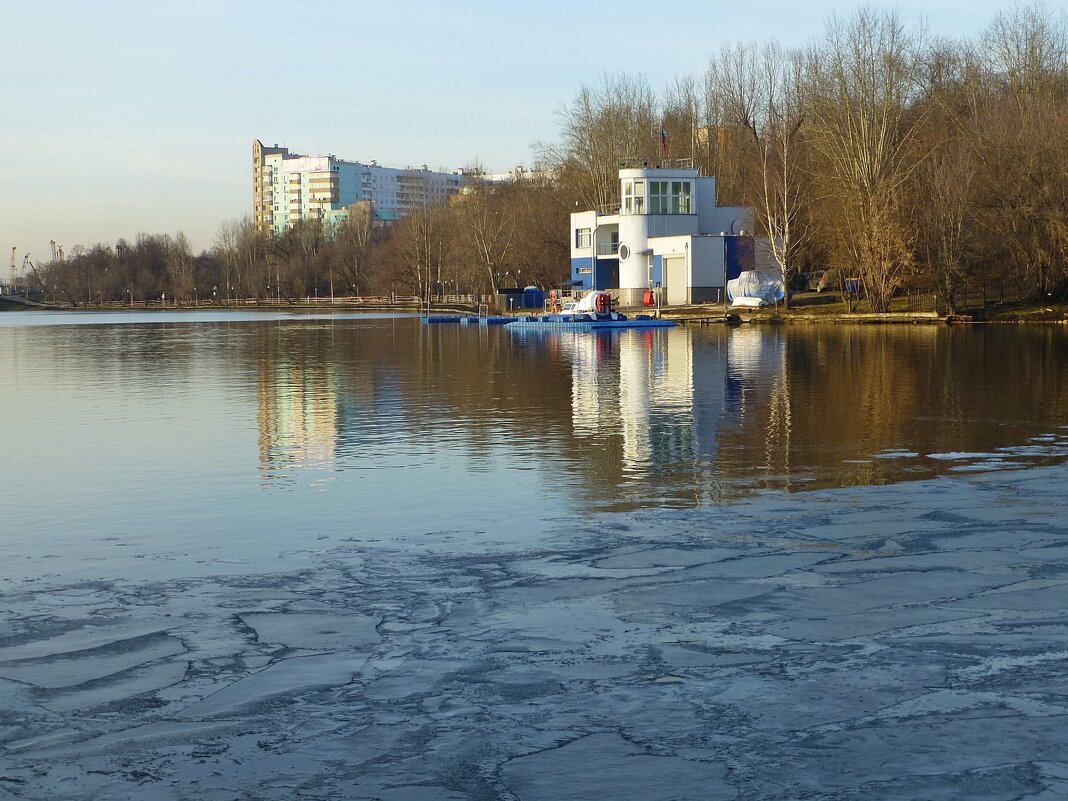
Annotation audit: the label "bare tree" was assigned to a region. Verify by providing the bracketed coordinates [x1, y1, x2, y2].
[808, 9, 928, 311]
[452, 184, 516, 295]
[967, 3, 1068, 299]
[166, 232, 193, 301]
[718, 42, 812, 306]
[336, 201, 375, 296]
[542, 73, 658, 210]
[393, 203, 450, 301]
[214, 220, 241, 303]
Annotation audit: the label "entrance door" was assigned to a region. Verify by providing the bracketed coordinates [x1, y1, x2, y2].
[664, 256, 687, 305]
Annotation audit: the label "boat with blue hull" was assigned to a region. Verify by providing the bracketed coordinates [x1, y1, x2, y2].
[421, 292, 676, 330]
[505, 291, 676, 331]
[506, 316, 675, 331]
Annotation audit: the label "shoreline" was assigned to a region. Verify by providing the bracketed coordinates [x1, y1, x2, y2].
[3, 296, 1067, 324]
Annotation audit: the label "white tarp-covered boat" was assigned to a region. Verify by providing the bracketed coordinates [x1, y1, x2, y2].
[727, 270, 786, 308]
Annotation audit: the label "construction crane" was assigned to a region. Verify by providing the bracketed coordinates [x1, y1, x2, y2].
[21, 254, 33, 292]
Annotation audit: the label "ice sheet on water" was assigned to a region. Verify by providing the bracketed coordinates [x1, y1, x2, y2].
[177, 653, 365, 719]
[0, 635, 186, 688]
[0, 621, 174, 662]
[868, 688, 1068, 721]
[928, 451, 1001, 460]
[594, 546, 746, 570]
[500, 733, 734, 801]
[8, 720, 240, 757]
[873, 450, 920, 459]
[38, 660, 188, 713]
[951, 460, 1026, 472]
[239, 612, 380, 650]
[7, 461, 1068, 800]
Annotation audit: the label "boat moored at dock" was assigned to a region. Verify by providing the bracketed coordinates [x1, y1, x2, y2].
[505, 291, 676, 331]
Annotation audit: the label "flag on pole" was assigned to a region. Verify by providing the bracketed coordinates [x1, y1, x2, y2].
[660, 126, 668, 156]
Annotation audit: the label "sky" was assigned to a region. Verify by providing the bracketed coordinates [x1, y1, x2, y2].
[2, 0, 1005, 267]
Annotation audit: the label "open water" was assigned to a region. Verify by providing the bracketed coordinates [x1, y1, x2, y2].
[1, 310, 1068, 799]
[2, 311, 1066, 577]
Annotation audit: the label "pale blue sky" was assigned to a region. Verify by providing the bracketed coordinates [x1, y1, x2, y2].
[3, 0, 1002, 264]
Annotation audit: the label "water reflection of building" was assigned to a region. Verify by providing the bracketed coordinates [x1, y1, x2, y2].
[257, 360, 339, 476]
[565, 329, 727, 483]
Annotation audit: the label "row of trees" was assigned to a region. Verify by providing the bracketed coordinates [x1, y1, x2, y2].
[548, 4, 1068, 310]
[35, 5, 1068, 311]
[36, 174, 571, 305]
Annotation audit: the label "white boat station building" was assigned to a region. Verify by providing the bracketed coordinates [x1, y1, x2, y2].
[569, 161, 763, 306]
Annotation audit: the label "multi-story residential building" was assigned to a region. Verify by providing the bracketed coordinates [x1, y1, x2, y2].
[253, 139, 463, 236]
[569, 160, 767, 306]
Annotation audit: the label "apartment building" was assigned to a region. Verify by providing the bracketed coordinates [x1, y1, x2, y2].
[253, 139, 463, 236]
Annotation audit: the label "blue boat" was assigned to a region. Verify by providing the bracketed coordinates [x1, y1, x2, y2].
[505, 315, 676, 331]
[505, 291, 676, 331]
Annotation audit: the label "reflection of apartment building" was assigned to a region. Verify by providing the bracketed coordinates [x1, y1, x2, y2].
[569, 162, 760, 306]
[257, 361, 338, 475]
[253, 139, 463, 235]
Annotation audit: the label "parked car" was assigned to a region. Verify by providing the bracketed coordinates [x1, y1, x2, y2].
[802, 269, 836, 292]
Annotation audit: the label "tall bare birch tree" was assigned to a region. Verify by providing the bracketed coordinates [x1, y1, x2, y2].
[453, 184, 516, 295]
[336, 201, 375, 297]
[808, 9, 926, 311]
[716, 42, 811, 306]
[166, 232, 194, 301]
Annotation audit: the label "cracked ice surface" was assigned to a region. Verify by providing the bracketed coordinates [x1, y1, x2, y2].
[2, 466, 1068, 799]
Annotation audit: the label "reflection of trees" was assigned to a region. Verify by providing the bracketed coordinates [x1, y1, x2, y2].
[243, 320, 1068, 504]
[24, 317, 1068, 509]
[718, 325, 1068, 490]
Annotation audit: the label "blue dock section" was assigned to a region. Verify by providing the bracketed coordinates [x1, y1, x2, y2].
[421, 314, 675, 330]
[422, 315, 531, 326]
[504, 318, 676, 331]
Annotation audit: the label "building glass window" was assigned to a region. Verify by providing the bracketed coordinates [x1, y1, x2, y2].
[671, 181, 692, 214]
[649, 181, 669, 214]
[623, 180, 646, 214]
[576, 228, 592, 248]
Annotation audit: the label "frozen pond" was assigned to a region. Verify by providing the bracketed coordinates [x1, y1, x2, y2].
[1, 312, 1067, 799]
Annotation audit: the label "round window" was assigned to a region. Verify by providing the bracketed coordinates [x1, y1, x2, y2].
[618, 243, 630, 261]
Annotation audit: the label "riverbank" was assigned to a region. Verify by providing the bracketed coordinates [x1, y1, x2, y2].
[5, 291, 1068, 324]
[656, 292, 1068, 325]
